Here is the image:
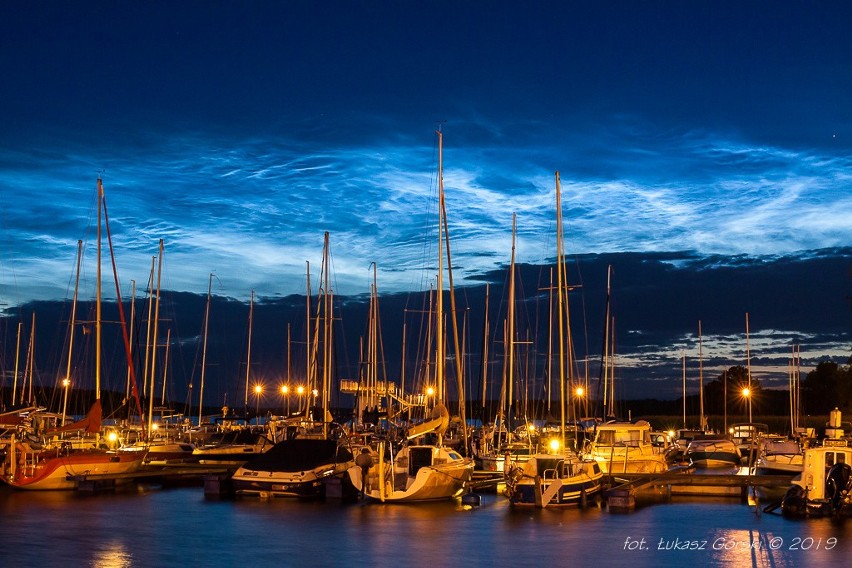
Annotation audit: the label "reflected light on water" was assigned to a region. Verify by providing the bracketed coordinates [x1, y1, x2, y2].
[90, 541, 132, 568]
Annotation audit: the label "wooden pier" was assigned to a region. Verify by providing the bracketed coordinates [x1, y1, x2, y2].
[603, 468, 795, 510]
[67, 464, 232, 493]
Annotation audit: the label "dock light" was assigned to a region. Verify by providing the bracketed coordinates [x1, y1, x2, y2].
[574, 386, 584, 397]
[254, 384, 264, 420]
[549, 438, 561, 453]
[107, 431, 118, 443]
[61, 378, 71, 426]
[426, 386, 435, 396]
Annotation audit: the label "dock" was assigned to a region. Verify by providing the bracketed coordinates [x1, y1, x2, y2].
[67, 464, 233, 492]
[603, 468, 795, 510]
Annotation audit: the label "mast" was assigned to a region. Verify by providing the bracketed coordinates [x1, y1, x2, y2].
[682, 351, 686, 430]
[506, 213, 517, 432]
[479, 284, 490, 419]
[745, 312, 752, 423]
[12, 321, 21, 406]
[62, 240, 83, 425]
[198, 272, 212, 425]
[305, 261, 311, 413]
[698, 320, 705, 430]
[160, 328, 171, 404]
[142, 256, 155, 397]
[322, 232, 331, 438]
[436, 130, 445, 405]
[601, 266, 611, 418]
[25, 314, 35, 404]
[244, 290, 255, 417]
[124, 279, 136, 404]
[147, 239, 164, 436]
[555, 171, 566, 449]
[96, 179, 103, 400]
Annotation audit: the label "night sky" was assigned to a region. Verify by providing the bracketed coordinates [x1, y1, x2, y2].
[1, 2, 850, 405]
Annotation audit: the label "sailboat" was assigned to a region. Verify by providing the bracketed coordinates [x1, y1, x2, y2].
[347, 130, 473, 502]
[504, 172, 603, 507]
[1, 178, 146, 490]
[478, 214, 536, 474]
[231, 233, 355, 498]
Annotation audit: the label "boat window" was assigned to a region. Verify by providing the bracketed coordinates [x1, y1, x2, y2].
[597, 431, 614, 445]
[837, 453, 846, 464]
[826, 452, 835, 467]
[536, 458, 561, 476]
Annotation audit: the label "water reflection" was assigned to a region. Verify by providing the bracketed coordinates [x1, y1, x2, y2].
[1, 487, 850, 567]
[90, 541, 132, 568]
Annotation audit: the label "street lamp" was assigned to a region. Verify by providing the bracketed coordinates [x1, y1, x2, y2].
[574, 385, 587, 420]
[742, 387, 752, 422]
[280, 384, 290, 417]
[254, 384, 264, 423]
[297, 385, 305, 414]
[61, 377, 71, 426]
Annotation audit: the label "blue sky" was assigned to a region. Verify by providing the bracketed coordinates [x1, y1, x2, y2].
[1, 2, 850, 402]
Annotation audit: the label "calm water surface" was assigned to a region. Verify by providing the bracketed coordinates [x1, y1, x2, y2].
[1, 484, 849, 567]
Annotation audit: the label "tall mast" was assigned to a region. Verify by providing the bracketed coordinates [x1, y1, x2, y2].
[305, 261, 311, 410]
[12, 321, 22, 406]
[322, 232, 331, 437]
[142, 256, 155, 397]
[147, 239, 164, 436]
[745, 312, 752, 423]
[436, 129, 444, 404]
[96, 178, 104, 400]
[555, 171, 566, 448]
[698, 320, 705, 430]
[63, 240, 83, 425]
[125, 279, 136, 403]
[682, 351, 687, 429]
[244, 290, 255, 415]
[480, 283, 490, 417]
[602, 266, 611, 418]
[198, 272, 212, 425]
[507, 213, 517, 431]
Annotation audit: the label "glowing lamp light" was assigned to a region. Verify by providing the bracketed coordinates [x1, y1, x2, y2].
[281, 385, 289, 395]
[549, 438, 561, 452]
[574, 386, 585, 397]
[297, 385, 305, 395]
[62, 378, 70, 388]
[107, 431, 118, 443]
[254, 384, 263, 395]
[426, 386, 435, 397]
[151, 423, 159, 431]
[527, 424, 536, 432]
[667, 430, 675, 438]
[312, 389, 318, 397]
[742, 387, 751, 398]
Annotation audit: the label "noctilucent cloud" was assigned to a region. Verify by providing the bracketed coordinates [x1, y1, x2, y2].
[1, 2, 850, 401]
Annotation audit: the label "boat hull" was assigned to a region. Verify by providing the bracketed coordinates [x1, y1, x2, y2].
[505, 453, 604, 508]
[3, 451, 145, 491]
[349, 445, 474, 503]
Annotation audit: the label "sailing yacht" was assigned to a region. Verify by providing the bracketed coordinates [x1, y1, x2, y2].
[1, 179, 146, 490]
[347, 130, 473, 502]
[503, 172, 604, 507]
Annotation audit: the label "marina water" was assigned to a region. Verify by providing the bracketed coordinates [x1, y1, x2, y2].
[1, 485, 850, 567]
